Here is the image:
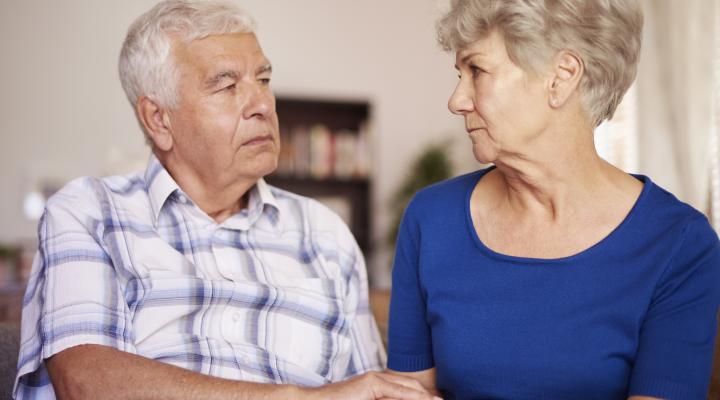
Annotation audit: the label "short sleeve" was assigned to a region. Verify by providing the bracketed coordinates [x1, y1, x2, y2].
[629, 216, 720, 399]
[386, 201, 434, 372]
[14, 180, 137, 399]
[342, 240, 387, 377]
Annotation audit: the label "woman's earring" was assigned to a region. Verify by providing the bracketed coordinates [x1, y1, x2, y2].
[550, 98, 560, 107]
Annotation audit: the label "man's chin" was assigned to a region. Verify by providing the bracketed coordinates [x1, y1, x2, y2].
[247, 158, 279, 180]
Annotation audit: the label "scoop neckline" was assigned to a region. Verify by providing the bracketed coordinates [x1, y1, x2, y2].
[464, 166, 652, 264]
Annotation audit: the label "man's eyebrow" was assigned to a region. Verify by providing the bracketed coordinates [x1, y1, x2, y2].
[204, 70, 239, 88]
[257, 63, 272, 74]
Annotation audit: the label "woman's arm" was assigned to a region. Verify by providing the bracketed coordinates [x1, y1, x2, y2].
[385, 371, 666, 399]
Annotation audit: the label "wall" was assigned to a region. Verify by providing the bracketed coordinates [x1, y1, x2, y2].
[0, 0, 475, 286]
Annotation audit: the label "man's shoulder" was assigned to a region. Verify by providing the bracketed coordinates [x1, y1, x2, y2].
[44, 171, 148, 222]
[266, 184, 354, 237]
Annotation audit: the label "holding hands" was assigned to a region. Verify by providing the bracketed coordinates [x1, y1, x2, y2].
[305, 371, 441, 400]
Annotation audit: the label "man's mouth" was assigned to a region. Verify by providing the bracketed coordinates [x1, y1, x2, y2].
[242, 134, 273, 146]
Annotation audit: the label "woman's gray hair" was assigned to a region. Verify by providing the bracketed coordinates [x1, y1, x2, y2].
[437, 0, 643, 126]
[118, 0, 256, 114]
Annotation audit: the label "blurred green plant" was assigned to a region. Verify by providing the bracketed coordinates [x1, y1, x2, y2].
[387, 143, 453, 247]
[0, 243, 19, 260]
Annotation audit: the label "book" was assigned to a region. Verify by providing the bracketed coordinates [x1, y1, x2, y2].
[309, 124, 332, 179]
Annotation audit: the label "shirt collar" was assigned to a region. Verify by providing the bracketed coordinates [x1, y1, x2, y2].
[145, 154, 180, 221]
[144, 154, 282, 229]
[222, 178, 282, 231]
[254, 178, 280, 213]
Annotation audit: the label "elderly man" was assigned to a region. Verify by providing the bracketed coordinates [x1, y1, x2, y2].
[13, 1, 437, 399]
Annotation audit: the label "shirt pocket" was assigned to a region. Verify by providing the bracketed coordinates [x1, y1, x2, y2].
[245, 277, 347, 377]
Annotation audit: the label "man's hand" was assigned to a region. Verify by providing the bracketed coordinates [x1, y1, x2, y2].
[303, 371, 442, 400]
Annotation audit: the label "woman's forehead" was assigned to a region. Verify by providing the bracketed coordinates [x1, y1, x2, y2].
[456, 32, 508, 64]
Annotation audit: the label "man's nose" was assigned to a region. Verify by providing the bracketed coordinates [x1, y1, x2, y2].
[243, 83, 274, 119]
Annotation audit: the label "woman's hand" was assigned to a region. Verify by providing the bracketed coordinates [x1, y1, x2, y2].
[303, 371, 442, 400]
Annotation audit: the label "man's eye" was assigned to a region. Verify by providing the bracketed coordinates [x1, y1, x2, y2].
[259, 78, 271, 85]
[224, 83, 236, 91]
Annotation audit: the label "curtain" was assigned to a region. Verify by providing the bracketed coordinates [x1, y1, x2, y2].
[636, 0, 716, 219]
[712, 0, 720, 229]
[595, 84, 638, 173]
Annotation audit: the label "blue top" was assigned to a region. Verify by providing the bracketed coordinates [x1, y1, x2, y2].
[387, 168, 720, 400]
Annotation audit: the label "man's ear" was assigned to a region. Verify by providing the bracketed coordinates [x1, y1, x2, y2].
[547, 50, 584, 108]
[137, 96, 173, 151]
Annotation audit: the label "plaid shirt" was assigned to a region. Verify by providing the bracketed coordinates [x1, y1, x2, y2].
[14, 155, 385, 399]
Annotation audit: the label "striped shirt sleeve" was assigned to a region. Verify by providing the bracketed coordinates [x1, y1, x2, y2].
[344, 242, 387, 376]
[316, 201, 386, 378]
[15, 178, 137, 399]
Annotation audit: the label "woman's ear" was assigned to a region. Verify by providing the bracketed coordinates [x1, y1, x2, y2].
[136, 96, 174, 151]
[547, 50, 584, 108]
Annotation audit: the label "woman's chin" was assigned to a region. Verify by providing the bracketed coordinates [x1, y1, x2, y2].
[472, 149, 497, 165]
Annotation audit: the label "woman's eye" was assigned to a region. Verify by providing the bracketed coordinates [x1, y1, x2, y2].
[470, 66, 485, 77]
[259, 78, 271, 85]
[224, 83, 236, 91]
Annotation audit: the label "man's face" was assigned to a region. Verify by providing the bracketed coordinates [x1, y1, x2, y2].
[166, 32, 279, 187]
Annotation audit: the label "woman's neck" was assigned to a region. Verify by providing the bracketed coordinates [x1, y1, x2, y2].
[488, 121, 625, 223]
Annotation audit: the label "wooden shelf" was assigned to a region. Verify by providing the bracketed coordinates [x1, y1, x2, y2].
[276, 98, 369, 131]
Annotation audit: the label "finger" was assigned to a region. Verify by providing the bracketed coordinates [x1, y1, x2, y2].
[375, 373, 427, 392]
[373, 379, 442, 400]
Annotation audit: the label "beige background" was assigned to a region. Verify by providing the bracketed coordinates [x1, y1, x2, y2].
[0, 0, 717, 287]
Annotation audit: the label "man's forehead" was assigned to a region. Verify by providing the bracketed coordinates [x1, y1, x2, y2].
[173, 32, 269, 73]
[174, 32, 264, 59]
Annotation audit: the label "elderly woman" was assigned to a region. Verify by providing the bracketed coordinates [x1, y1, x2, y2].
[386, 0, 720, 399]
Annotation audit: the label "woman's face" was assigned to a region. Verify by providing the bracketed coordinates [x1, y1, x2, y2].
[449, 30, 552, 165]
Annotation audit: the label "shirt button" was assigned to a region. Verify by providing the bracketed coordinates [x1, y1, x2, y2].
[232, 312, 241, 323]
[178, 195, 188, 204]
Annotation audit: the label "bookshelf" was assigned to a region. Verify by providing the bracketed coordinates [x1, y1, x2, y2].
[267, 97, 373, 254]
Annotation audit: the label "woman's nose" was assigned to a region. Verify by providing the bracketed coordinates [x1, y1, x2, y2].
[448, 80, 474, 115]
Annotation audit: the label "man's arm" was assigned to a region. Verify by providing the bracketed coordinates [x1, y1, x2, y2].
[47, 345, 440, 400]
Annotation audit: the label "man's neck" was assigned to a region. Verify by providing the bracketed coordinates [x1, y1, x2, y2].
[159, 154, 258, 224]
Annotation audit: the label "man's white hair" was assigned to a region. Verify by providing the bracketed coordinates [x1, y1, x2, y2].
[118, 0, 256, 141]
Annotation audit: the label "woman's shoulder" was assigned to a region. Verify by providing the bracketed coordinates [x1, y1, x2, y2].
[409, 168, 490, 208]
[632, 175, 717, 246]
[639, 175, 710, 226]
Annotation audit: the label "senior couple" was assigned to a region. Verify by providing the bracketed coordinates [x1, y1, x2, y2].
[13, 0, 720, 399]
